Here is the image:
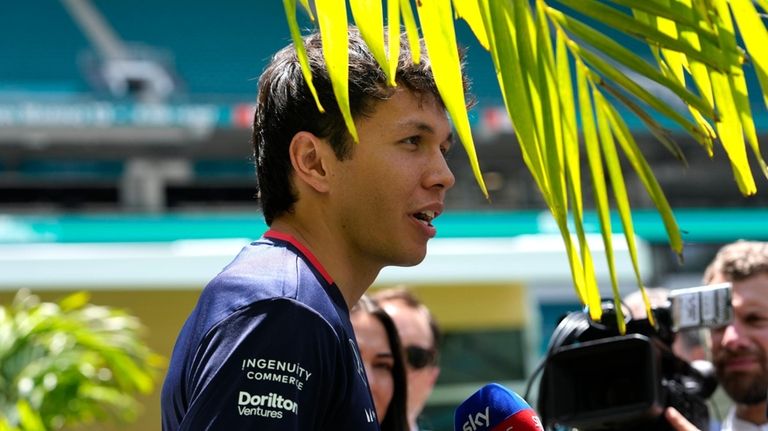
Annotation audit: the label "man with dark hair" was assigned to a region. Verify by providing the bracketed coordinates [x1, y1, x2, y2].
[373, 286, 442, 431]
[161, 27, 461, 430]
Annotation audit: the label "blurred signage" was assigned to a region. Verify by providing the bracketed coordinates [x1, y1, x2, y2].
[0, 102, 253, 129]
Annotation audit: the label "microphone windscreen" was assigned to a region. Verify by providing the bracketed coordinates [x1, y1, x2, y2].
[454, 383, 543, 431]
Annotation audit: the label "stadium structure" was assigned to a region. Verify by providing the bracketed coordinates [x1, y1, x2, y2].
[1, 1, 768, 430]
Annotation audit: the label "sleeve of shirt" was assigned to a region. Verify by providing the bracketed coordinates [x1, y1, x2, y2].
[177, 298, 342, 430]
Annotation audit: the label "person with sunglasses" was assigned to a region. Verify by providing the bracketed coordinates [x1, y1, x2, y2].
[352, 296, 409, 431]
[373, 287, 441, 431]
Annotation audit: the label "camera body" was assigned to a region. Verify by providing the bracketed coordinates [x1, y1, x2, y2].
[537, 283, 731, 431]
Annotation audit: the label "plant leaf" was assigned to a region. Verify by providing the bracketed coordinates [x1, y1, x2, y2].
[607, 0, 719, 43]
[558, 22, 602, 317]
[17, 400, 45, 431]
[452, 0, 489, 50]
[350, 0, 393, 86]
[418, 0, 487, 197]
[388, 0, 401, 81]
[547, 7, 715, 118]
[557, 27, 579, 210]
[535, 0, 566, 216]
[316, 0, 358, 142]
[568, 40, 711, 144]
[400, 0, 421, 64]
[729, 0, 768, 179]
[756, 0, 768, 14]
[557, 0, 724, 68]
[593, 89, 626, 333]
[602, 95, 683, 260]
[578, 61, 607, 321]
[708, 0, 756, 194]
[59, 291, 90, 312]
[599, 80, 687, 164]
[283, 0, 325, 113]
[595, 94, 648, 326]
[479, 0, 547, 193]
[298, 0, 314, 21]
[535, 1, 595, 326]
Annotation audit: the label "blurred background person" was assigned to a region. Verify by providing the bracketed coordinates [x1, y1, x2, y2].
[704, 240, 768, 430]
[373, 287, 441, 431]
[352, 296, 409, 431]
[624, 287, 707, 362]
[667, 241, 768, 431]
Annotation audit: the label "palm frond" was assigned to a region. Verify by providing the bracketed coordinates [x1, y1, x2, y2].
[283, 0, 768, 329]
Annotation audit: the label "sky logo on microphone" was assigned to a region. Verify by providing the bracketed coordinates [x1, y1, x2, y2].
[454, 383, 544, 431]
[462, 406, 490, 430]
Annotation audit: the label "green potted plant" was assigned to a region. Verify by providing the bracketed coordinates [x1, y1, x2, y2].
[0, 289, 163, 431]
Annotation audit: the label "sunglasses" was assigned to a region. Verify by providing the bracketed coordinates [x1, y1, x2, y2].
[405, 345, 437, 370]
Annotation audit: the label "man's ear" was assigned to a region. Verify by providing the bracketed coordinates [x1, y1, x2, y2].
[288, 131, 331, 193]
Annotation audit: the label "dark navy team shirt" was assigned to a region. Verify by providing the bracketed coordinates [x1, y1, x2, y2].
[161, 230, 380, 430]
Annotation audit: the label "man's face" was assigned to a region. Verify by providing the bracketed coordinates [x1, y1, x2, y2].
[710, 273, 768, 404]
[326, 88, 454, 271]
[380, 299, 439, 424]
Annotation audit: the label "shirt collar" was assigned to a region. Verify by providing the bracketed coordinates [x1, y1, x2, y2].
[263, 229, 334, 285]
[722, 406, 768, 431]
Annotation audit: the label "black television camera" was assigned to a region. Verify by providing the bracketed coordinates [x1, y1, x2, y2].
[536, 283, 732, 431]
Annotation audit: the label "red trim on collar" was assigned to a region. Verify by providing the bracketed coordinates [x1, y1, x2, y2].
[264, 229, 334, 285]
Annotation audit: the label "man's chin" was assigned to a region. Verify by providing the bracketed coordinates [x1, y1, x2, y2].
[730, 392, 768, 405]
[722, 375, 768, 405]
[389, 249, 427, 267]
[393, 259, 425, 268]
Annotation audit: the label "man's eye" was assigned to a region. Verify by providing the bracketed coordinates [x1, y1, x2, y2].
[746, 314, 768, 326]
[402, 136, 421, 146]
[442, 137, 456, 156]
[711, 325, 727, 334]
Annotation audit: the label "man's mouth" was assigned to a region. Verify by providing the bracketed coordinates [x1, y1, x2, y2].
[413, 210, 436, 225]
[720, 354, 761, 372]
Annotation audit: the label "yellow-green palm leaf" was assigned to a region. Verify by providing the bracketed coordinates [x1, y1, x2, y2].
[282, 0, 768, 328]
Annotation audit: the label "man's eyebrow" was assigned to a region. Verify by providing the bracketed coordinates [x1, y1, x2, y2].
[396, 120, 454, 144]
[395, 119, 435, 134]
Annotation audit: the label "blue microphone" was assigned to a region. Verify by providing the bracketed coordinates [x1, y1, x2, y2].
[454, 383, 544, 431]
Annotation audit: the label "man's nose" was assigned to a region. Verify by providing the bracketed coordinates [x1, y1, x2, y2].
[426, 151, 455, 190]
[720, 322, 749, 350]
